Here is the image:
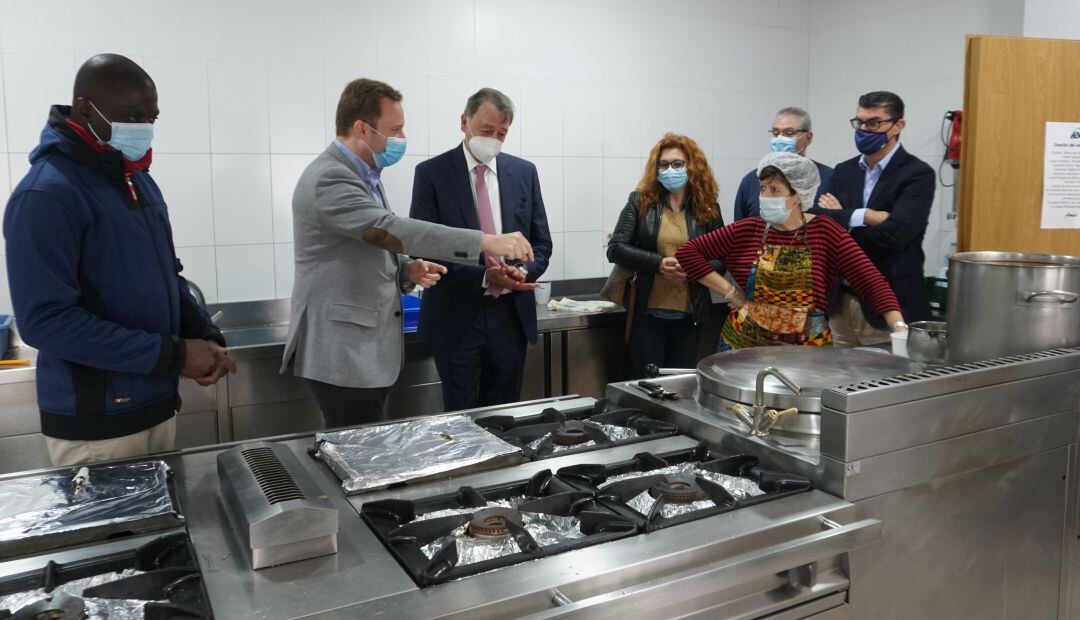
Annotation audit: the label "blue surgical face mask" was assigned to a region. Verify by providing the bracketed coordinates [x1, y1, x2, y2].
[364, 123, 407, 167]
[87, 100, 154, 161]
[854, 129, 889, 155]
[658, 167, 688, 192]
[759, 196, 793, 224]
[770, 136, 798, 153]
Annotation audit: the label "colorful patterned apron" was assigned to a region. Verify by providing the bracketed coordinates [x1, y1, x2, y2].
[719, 224, 831, 350]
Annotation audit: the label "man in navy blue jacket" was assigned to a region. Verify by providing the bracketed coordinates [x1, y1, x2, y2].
[410, 88, 552, 411]
[3, 54, 234, 466]
[733, 107, 832, 220]
[812, 91, 934, 345]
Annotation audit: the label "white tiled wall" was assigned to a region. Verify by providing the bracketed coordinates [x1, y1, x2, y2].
[1, 0, 1032, 314]
[0, 0, 812, 312]
[1023, 0, 1080, 38]
[807, 0, 1025, 279]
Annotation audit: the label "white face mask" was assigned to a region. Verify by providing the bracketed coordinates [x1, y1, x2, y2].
[466, 126, 503, 164]
[759, 196, 793, 224]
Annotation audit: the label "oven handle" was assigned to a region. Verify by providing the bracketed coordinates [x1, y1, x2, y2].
[537, 517, 882, 618]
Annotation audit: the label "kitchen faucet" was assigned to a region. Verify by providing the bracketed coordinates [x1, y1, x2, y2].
[728, 366, 801, 437]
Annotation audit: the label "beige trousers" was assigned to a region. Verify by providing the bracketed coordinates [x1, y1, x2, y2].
[828, 292, 891, 347]
[45, 415, 177, 467]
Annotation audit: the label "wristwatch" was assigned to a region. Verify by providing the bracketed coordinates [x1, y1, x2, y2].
[889, 321, 908, 331]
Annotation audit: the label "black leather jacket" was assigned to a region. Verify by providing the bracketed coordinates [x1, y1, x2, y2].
[606, 191, 726, 325]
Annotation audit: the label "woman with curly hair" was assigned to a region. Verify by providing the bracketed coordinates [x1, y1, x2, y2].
[607, 133, 725, 378]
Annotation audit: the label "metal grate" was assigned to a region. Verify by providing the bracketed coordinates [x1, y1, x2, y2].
[834, 348, 1079, 394]
[241, 447, 306, 504]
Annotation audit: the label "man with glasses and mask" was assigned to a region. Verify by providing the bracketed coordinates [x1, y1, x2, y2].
[733, 107, 832, 220]
[4, 54, 236, 465]
[409, 88, 552, 411]
[282, 79, 535, 428]
[812, 90, 934, 346]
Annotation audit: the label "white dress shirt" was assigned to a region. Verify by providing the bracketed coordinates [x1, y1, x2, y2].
[463, 142, 507, 294]
[851, 141, 901, 228]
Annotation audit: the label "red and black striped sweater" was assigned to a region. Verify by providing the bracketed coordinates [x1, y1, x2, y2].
[675, 216, 900, 318]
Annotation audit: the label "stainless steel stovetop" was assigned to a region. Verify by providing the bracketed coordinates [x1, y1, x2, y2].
[177, 397, 876, 619]
[0, 396, 880, 619]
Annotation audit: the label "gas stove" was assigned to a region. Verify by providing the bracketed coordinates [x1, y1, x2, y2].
[0, 532, 212, 619]
[360, 442, 812, 586]
[473, 399, 679, 459]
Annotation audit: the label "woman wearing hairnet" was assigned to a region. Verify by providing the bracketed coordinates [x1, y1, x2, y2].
[675, 152, 906, 349]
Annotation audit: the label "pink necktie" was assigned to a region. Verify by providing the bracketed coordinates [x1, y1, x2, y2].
[475, 165, 503, 297]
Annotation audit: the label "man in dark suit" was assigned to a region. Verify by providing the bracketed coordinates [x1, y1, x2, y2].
[410, 88, 553, 411]
[733, 107, 833, 220]
[813, 91, 934, 346]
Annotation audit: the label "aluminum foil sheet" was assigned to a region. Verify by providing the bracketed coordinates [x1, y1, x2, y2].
[527, 437, 595, 454]
[0, 569, 145, 616]
[525, 422, 639, 453]
[598, 423, 639, 442]
[417, 499, 583, 566]
[83, 597, 153, 619]
[522, 511, 584, 547]
[316, 415, 522, 494]
[698, 471, 765, 500]
[627, 492, 716, 519]
[416, 499, 514, 523]
[0, 461, 176, 544]
[603, 463, 696, 486]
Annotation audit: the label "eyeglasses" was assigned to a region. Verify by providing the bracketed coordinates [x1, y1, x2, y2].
[658, 160, 686, 171]
[849, 117, 898, 131]
[768, 128, 808, 138]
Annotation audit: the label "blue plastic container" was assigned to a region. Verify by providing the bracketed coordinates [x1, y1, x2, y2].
[401, 295, 420, 333]
[0, 315, 12, 355]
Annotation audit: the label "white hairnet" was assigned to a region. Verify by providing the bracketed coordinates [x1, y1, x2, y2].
[756, 152, 820, 211]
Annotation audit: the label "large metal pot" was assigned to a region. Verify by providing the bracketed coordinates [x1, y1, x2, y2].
[946, 252, 1080, 363]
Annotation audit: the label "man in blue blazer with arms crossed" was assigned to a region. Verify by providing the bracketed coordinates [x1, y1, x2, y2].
[410, 88, 553, 411]
[813, 91, 934, 346]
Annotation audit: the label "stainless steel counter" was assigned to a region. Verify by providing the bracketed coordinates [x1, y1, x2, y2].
[607, 346, 1080, 619]
[0, 394, 876, 619]
[4, 347, 1077, 618]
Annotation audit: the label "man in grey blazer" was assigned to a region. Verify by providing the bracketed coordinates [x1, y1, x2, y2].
[281, 78, 533, 428]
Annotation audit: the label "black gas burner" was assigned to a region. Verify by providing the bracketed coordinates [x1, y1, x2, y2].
[0, 532, 213, 619]
[555, 443, 813, 531]
[550, 420, 593, 446]
[467, 508, 521, 539]
[475, 399, 679, 459]
[362, 470, 639, 586]
[651, 475, 708, 504]
[362, 443, 813, 586]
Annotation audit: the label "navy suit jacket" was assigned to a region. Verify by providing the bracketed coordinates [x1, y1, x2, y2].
[733, 160, 833, 220]
[811, 145, 935, 326]
[409, 145, 552, 350]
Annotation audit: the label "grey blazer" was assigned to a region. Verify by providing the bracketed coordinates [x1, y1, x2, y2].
[280, 143, 483, 388]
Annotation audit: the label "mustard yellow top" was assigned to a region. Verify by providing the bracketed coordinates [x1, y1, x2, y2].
[647, 207, 691, 313]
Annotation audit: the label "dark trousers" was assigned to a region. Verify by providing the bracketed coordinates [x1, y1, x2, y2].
[432, 296, 527, 412]
[628, 312, 701, 379]
[305, 379, 389, 429]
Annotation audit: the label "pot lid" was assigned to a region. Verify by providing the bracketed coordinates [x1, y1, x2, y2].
[696, 347, 925, 412]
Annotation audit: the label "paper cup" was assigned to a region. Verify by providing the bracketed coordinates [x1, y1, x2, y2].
[890, 331, 909, 358]
[535, 282, 552, 305]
